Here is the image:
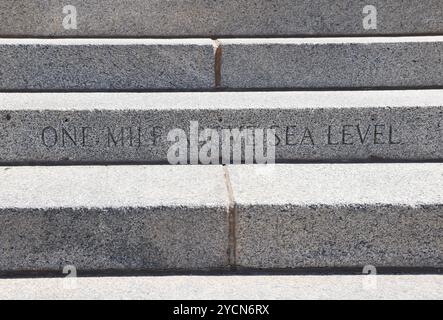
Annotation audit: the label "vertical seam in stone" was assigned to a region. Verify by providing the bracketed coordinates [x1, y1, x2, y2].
[213, 39, 222, 88]
[223, 165, 237, 269]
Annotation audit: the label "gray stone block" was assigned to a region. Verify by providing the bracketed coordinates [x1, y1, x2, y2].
[219, 37, 443, 89]
[0, 39, 214, 91]
[227, 164, 443, 269]
[0, 91, 442, 164]
[0, 163, 441, 274]
[0, 165, 229, 273]
[0, 1, 442, 37]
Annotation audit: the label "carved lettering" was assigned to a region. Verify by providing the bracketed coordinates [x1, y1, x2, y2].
[39, 123, 402, 150]
[300, 127, 315, 145]
[327, 124, 401, 146]
[62, 127, 77, 146]
[42, 126, 58, 148]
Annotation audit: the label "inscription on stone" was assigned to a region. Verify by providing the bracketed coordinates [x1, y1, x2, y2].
[0, 91, 440, 163]
[41, 126, 163, 148]
[40, 123, 401, 149]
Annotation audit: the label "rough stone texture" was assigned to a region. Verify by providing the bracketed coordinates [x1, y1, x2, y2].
[0, 39, 214, 91]
[0, 165, 229, 272]
[219, 37, 443, 89]
[0, 0, 442, 37]
[0, 91, 441, 164]
[228, 164, 443, 269]
[0, 163, 441, 274]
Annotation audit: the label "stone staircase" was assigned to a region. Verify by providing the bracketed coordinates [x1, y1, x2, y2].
[0, 1, 441, 276]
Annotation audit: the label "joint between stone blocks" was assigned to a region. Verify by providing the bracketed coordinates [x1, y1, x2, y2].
[213, 39, 222, 88]
[223, 165, 237, 269]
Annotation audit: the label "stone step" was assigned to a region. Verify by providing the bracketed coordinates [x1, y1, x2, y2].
[0, 0, 442, 37]
[0, 165, 230, 273]
[218, 37, 443, 89]
[0, 91, 442, 164]
[228, 164, 443, 270]
[0, 39, 215, 91]
[0, 163, 441, 274]
[1, 37, 441, 91]
[1, 275, 442, 299]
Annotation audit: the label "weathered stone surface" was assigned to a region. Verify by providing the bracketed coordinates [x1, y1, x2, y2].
[0, 0, 442, 37]
[219, 37, 443, 89]
[228, 164, 443, 269]
[0, 165, 229, 273]
[0, 91, 441, 164]
[0, 39, 214, 91]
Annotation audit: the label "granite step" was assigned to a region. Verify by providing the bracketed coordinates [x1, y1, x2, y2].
[1, 275, 442, 299]
[227, 163, 443, 270]
[0, 37, 441, 91]
[0, 165, 230, 273]
[0, 39, 215, 91]
[0, 0, 442, 37]
[218, 37, 443, 89]
[0, 163, 441, 275]
[0, 90, 441, 164]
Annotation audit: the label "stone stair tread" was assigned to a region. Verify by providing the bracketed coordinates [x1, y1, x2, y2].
[0, 163, 441, 274]
[0, 0, 442, 37]
[0, 38, 214, 91]
[0, 90, 441, 164]
[218, 36, 443, 89]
